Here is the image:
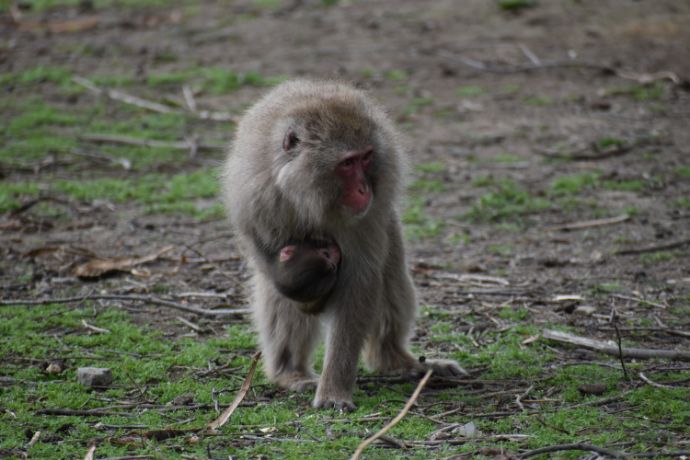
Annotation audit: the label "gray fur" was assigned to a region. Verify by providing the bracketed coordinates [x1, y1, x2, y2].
[221, 80, 463, 410]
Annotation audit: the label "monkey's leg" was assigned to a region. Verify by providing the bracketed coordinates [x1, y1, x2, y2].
[313, 286, 380, 412]
[253, 276, 321, 392]
[313, 316, 364, 411]
[363, 222, 467, 378]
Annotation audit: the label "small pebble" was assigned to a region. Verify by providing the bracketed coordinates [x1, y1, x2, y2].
[77, 367, 113, 388]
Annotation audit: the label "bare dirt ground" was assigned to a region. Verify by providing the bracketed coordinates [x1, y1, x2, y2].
[1, 0, 689, 457]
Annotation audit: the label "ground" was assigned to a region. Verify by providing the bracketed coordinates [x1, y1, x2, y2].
[1, 0, 689, 459]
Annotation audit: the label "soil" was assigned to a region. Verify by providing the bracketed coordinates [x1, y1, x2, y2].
[2, 0, 689, 365]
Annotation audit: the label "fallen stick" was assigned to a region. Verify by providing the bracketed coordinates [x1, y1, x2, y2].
[72, 76, 235, 122]
[542, 329, 690, 361]
[83, 444, 96, 460]
[519, 442, 624, 459]
[545, 214, 630, 232]
[0, 294, 250, 317]
[79, 133, 223, 152]
[614, 238, 690, 255]
[73, 76, 177, 114]
[438, 49, 680, 84]
[207, 351, 261, 431]
[638, 372, 675, 389]
[351, 369, 433, 460]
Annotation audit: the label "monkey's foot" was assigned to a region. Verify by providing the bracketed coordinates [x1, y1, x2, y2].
[312, 396, 356, 412]
[418, 358, 468, 377]
[275, 372, 318, 392]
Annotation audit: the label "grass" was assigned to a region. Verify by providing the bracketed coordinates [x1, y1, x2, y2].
[0, 169, 223, 218]
[674, 165, 690, 179]
[2, 300, 688, 458]
[549, 172, 601, 196]
[403, 198, 444, 240]
[607, 82, 666, 101]
[0, 65, 244, 218]
[384, 69, 408, 81]
[497, 0, 537, 11]
[462, 179, 551, 222]
[146, 67, 284, 94]
[548, 170, 651, 204]
[523, 95, 552, 106]
[456, 85, 485, 97]
[639, 251, 675, 265]
[403, 96, 434, 116]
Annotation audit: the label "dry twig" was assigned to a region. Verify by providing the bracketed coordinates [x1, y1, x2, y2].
[515, 385, 534, 411]
[545, 214, 630, 232]
[26, 431, 41, 449]
[207, 351, 261, 431]
[542, 329, 690, 361]
[81, 320, 110, 334]
[351, 369, 433, 460]
[638, 372, 675, 389]
[519, 442, 624, 458]
[83, 444, 96, 460]
[79, 133, 222, 152]
[614, 238, 690, 255]
[0, 294, 250, 317]
[72, 76, 234, 122]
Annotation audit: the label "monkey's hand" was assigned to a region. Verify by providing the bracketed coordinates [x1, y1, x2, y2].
[312, 394, 356, 412]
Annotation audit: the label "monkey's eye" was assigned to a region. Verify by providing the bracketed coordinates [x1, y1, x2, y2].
[282, 130, 300, 152]
[362, 150, 373, 167]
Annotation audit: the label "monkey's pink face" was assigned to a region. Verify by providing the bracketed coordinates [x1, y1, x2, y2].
[279, 125, 376, 222]
[336, 146, 373, 216]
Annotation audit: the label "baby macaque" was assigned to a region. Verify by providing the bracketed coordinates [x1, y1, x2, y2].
[222, 80, 464, 411]
[271, 238, 340, 313]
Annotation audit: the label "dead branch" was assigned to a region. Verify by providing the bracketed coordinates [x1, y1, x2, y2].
[10, 196, 78, 217]
[542, 329, 690, 361]
[36, 408, 123, 417]
[72, 76, 234, 122]
[638, 372, 675, 389]
[614, 238, 690, 255]
[545, 214, 630, 232]
[351, 369, 433, 460]
[610, 294, 667, 309]
[613, 322, 630, 380]
[81, 320, 110, 334]
[534, 143, 632, 161]
[73, 76, 177, 114]
[177, 316, 202, 332]
[438, 49, 680, 85]
[515, 385, 533, 411]
[26, 431, 41, 449]
[0, 294, 251, 317]
[83, 444, 96, 460]
[79, 133, 222, 152]
[207, 351, 261, 431]
[519, 442, 625, 458]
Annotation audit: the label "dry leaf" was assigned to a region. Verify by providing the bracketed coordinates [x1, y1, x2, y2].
[73, 246, 173, 279]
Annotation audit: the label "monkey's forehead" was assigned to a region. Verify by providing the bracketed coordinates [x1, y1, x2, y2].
[288, 98, 376, 133]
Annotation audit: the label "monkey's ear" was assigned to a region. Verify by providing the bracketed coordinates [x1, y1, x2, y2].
[282, 130, 300, 152]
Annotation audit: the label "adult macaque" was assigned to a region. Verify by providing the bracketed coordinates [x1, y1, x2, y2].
[222, 80, 463, 411]
[271, 237, 340, 312]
